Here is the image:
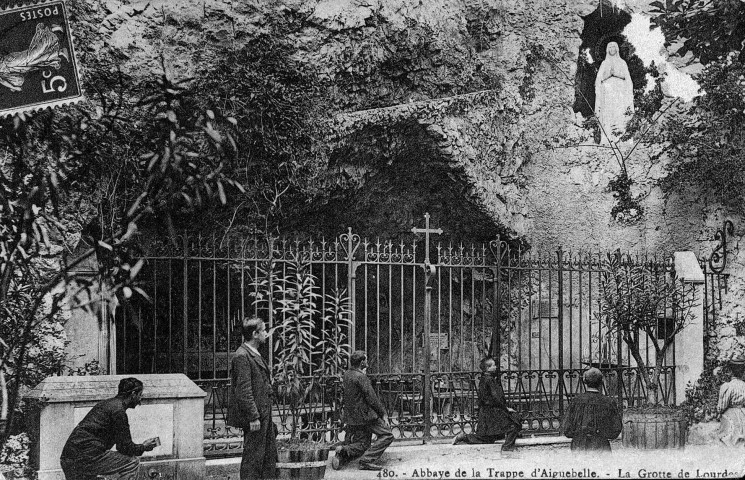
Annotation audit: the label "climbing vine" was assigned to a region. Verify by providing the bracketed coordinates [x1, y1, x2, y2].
[519, 44, 547, 103]
[608, 172, 643, 224]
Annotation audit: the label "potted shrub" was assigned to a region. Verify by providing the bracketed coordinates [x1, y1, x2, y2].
[596, 250, 698, 449]
[251, 252, 352, 478]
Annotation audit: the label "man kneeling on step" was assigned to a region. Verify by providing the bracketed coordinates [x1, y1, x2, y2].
[452, 357, 522, 451]
[333, 351, 394, 471]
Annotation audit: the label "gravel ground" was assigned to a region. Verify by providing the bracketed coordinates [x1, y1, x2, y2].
[326, 441, 745, 480]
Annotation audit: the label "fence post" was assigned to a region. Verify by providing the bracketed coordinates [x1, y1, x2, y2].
[556, 247, 564, 418]
[423, 265, 433, 443]
[267, 237, 274, 369]
[412, 214, 442, 444]
[345, 228, 358, 359]
[183, 234, 189, 375]
[490, 237, 501, 360]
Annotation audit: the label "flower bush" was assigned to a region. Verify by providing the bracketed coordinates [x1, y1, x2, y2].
[681, 357, 726, 427]
[0, 433, 30, 478]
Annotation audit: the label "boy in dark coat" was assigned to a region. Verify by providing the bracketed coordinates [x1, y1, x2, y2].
[332, 350, 394, 471]
[452, 357, 522, 451]
[60, 378, 158, 480]
[561, 368, 623, 452]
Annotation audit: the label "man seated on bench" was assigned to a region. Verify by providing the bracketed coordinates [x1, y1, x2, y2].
[60, 378, 159, 480]
[453, 357, 522, 451]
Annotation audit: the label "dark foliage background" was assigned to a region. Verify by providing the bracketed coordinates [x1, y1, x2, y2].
[649, 0, 745, 211]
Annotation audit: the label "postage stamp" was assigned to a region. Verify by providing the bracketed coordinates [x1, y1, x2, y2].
[0, 0, 83, 117]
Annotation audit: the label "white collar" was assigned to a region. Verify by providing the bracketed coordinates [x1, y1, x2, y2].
[244, 342, 260, 356]
[586, 387, 600, 393]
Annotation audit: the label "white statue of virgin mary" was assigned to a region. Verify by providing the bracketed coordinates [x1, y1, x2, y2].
[594, 42, 634, 142]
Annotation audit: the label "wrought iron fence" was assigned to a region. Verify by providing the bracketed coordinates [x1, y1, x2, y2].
[115, 228, 704, 457]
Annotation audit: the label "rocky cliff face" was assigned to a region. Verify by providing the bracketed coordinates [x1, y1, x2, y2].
[74, 0, 720, 246]
[77, 0, 581, 240]
[72, 0, 744, 360]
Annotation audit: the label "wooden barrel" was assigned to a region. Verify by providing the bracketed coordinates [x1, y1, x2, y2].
[622, 409, 687, 449]
[276, 445, 329, 479]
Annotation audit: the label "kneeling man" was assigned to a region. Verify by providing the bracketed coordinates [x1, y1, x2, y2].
[452, 357, 522, 451]
[60, 377, 158, 480]
[561, 368, 622, 452]
[333, 351, 394, 471]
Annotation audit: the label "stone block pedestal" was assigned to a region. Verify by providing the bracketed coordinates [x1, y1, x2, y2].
[25, 374, 206, 480]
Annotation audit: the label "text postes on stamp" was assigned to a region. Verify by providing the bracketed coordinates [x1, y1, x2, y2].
[0, 0, 83, 117]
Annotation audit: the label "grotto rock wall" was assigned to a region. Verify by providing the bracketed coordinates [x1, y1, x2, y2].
[70, 0, 745, 364]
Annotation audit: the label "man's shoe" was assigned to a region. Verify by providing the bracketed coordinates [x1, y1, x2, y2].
[452, 432, 467, 445]
[359, 462, 384, 471]
[331, 446, 345, 470]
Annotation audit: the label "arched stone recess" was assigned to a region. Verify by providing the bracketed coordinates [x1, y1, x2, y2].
[307, 91, 528, 247]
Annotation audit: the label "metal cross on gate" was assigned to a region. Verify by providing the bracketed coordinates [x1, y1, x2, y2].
[411, 213, 443, 265]
[411, 213, 442, 443]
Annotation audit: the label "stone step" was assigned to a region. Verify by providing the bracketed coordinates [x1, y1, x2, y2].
[205, 435, 574, 478]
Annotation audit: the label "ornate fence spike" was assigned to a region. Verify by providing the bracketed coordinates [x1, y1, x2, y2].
[709, 219, 735, 274]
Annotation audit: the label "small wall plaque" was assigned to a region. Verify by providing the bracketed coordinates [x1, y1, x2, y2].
[420, 332, 449, 352]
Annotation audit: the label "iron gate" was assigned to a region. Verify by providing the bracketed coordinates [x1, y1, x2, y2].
[116, 225, 696, 457]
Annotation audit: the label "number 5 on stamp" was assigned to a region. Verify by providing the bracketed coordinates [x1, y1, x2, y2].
[0, 0, 83, 117]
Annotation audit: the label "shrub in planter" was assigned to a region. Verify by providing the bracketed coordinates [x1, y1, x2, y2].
[276, 438, 330, 480]
[621, 406, 687, 449]
[252, 253, 352, 477]
[596, 250, 698, 449]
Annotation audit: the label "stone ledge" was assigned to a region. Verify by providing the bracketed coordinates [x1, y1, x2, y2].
[329, 89, 505, 138]
[391, 435, 572, 448]
[205, 435, 574, 477]
[25, 374, 206, 402]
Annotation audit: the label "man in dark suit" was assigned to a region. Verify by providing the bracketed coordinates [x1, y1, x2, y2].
[561, 368, 622, 452]
[227, 317, 277, 479]
[332, 350, 394, 471]
[60, 377, 158, 480]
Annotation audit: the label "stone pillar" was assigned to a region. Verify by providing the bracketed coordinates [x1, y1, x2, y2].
[64, 279, 119, 374]
[673, 251, 705, 406]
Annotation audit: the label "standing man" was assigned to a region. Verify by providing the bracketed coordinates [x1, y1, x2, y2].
[332, 350, 394, 471]
[561, 368, 623, 452]
[227, 317, 277, 479]
[60, 377, 158, 480]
